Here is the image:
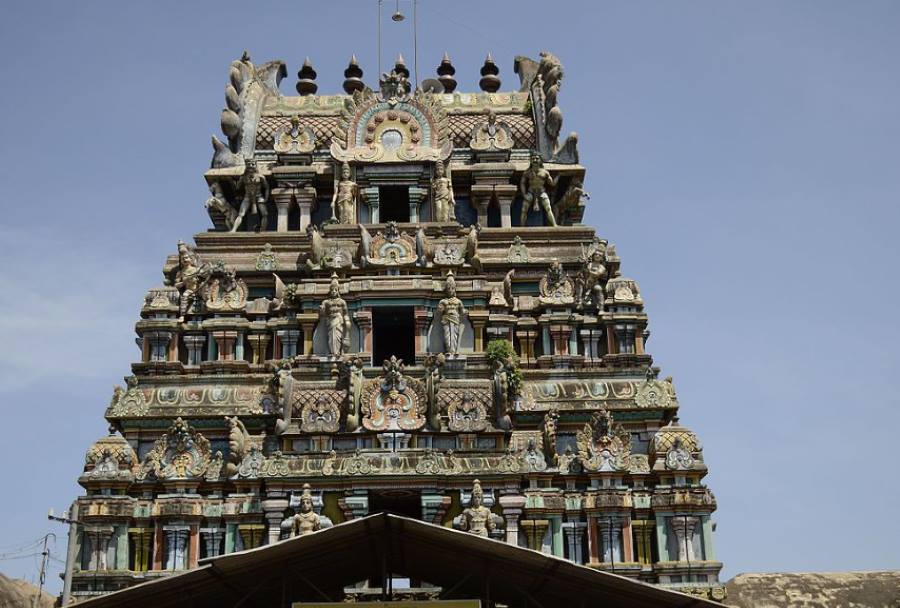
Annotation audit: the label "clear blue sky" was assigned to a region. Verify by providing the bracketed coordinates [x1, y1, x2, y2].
[1, 0, 898, 592]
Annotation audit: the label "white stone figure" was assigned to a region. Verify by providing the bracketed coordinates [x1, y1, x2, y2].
[320, 274, 351, 357]
[437, 272, 465, 355]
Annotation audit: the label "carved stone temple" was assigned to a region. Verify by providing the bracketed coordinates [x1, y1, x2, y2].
[69, 50, 725, 604]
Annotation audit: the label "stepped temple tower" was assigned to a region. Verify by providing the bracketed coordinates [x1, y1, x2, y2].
[69, 50, 725, 604]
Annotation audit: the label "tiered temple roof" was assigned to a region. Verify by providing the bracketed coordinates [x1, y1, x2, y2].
[69, 50, 725, 603]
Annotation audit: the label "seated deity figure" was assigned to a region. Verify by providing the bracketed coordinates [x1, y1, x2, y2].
[437, 272, 465, 355]
[519, 153, 557, 227]
[431, 159, 456, 223]
[320, 274, 351, 357]
[231, 161, 270, 232]
[290, 484, 321, 537]
[331, 162, 358, 224]
[459, 479, 494, 537]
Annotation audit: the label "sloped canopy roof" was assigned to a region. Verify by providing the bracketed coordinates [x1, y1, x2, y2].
[78, 513, 720, 608]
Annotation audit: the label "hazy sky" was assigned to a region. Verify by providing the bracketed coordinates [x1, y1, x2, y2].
[1, 0, 898, 592]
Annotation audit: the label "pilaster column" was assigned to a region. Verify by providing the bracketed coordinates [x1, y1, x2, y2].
[362, 187, 380, 224]
[147, 331, 173, 362]
[238, 524, 266, 550]
[413, 308, 432, 356]
[271, 187, 294, 232]
[293, 186, 318, 231]
[408, 186, 427, 223]
[188, 525, 200, 568]
[515, 328, 537, 366]
[632, 520, 654, 565]
[561, 520, 587, 564]
[521, 519, 551, 553]
[498, 495, 526, 546]
[338, 490, 369, 520]
[163, 525, 190, 570]
[129, 528, 152, 572]
[469, 185, 492, 226]
[621, 516, 634, 563]
[354, 310, 373, 362]
[420, 492, 451, 525]
[247, 333, 271, 365]
[297, 313, 318, 357]
[212, 330, 237, 361]
[587, 517, 600, 564]
[670, 515, 699, 562]
[549, 324, 571, 356]
[277, 329, 300, 358]
[183, 334, 206, 366]
[85, 527, 113, 571]
[468, 310, 489, 353]
[494, 184, 517, 228]
[200, 527, 225, 559]
[262, 498, 290, 545]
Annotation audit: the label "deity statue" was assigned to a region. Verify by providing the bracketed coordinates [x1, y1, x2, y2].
[437, 272, 465, 356]
[205, 182, 236, 230]
[320, 274, 351, 357]
[174, 240, 206, 318]
[231, 160, 270, 232]
[431, 160, 456, 223]
[290, 484, 321, 537]
[331, 162, 358, 224]
[459, 479, 494, 537]
[519, 154, 556, 227]
[577, 249, 607, 309]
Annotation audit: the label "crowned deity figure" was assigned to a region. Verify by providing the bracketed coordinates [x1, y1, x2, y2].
[437, 272, 465, 355]
[519, 153, 557, 227]
[459, 479, 495, 537]
[331, 162, 358, 224]
[231, 160, 270, 232]
[431, 159, 456, 223]
[320, 274, 351, 357]
[290, 484, 321, 537]
[174, 240, 207, 318]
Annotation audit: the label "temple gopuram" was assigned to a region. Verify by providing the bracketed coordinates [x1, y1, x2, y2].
[69, 50, 726, 606]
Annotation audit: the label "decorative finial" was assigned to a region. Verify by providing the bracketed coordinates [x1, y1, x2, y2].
[479, 53, 501, 93]
[437, 52, 457, 93]
[296, 57, 318, 96]
[394, 53, 410, 79]
[343, 54, 365, 94]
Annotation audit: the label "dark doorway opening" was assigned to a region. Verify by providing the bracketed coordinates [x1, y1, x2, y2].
[369, 490, 421, 518]
[373, 306, 415, 364]
[379, 186, 410, 222]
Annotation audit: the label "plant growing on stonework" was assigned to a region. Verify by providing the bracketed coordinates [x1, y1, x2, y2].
[485, 339, 523, 396]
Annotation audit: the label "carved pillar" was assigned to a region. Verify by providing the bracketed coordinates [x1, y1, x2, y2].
[635, 325, 645, 355]
[362, 187, 380, 224]
[498, 495, 526, 546]
[354, 309, 373, 362]
[515, 328, 537, 366]
[596, 517, 623, 563]
[188, 525, 200, 568]
[129, 527, 152, 572]
[338, 490, 369, 520]
[183, 334, 206, 366]
[521, 519, 551, 553]
[494, 184, 517, 228]
[85, 527, 113, 571]
[294, 186, 318, 231]
[238, 524, 266, 550]
[587, 517, 600, 564]
[420, 492, 451, 525]
[153, 524, 164, 570]
[271, 188, 294, 232]
[297, 313, 318, 357]
[147, 331, 172, 362]
[247, 333, 271, 365]
[469, 186, 492, 226]
[549, 324, 571, 356]
[670, 515, 699, 562]
[409, 186, 427, 223]
[277, 329, 300, 358]
[414, 308, 432, 356]
[212, 330, 237, 361]
[163, 525, 190, 570]
[632, 520, 654, 565]
[562, 520, 587, 564]
[200, 528, 225, 559]
[262, 498, 290, 545]
[468, 310, 489, 353]
[621, 517, 634, 563]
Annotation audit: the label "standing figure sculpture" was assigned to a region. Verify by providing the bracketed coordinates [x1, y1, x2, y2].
[174, 240, 207, 319]
[231, 161, 270, 232]
[205, 182, 237, 230]
[320, 274, 351, 357]
[431, 159, 456, 223]
[290, 484, 321, 537]
[331, 162, 358, 224]
[519, 154, 557, 227]
[437, 272, 465, 356]
[459, 479, 495, 537]
[578, 249, 607, 308]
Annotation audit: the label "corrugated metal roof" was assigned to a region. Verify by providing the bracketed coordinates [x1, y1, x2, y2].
[77, 513, 721, 608]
